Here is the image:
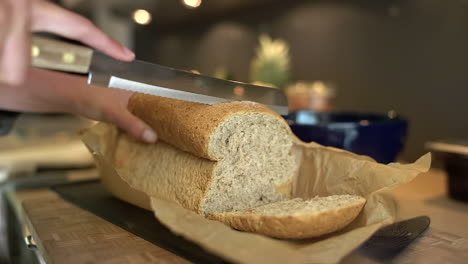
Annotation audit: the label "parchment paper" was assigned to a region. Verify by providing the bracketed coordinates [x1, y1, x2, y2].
[82, 123, 431, 264]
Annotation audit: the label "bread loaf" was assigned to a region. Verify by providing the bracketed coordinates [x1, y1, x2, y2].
[100, 94, 366, 239]
[113, 95, 301, 215]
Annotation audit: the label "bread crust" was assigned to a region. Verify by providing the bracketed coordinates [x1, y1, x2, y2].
[113, 133, 217, 213]
[129, 94, 282, 161]
[208, 197, 366, 239]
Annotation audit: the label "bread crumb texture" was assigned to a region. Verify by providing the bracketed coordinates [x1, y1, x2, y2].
[209, 195, 366, 239]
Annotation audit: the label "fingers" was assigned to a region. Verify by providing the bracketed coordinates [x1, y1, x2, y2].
[0, 0, 11, 65]
[105, 108, 158, 143]
[0, 0, 31, 85]
[31, 1, 135, 61]
[1, 0, 134, 85]
[69, 82, 157, 143]
[87, 88, 158, 143]
[0, 0, 12, 43]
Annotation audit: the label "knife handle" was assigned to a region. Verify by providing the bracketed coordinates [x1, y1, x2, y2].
[31, 36, 93, 74]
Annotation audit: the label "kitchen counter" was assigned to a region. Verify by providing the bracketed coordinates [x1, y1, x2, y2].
[343, 169, 468, 263]
[6, 169, 468, 264]
[392, 168, 468, 238]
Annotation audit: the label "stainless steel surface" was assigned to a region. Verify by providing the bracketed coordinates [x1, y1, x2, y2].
[88, 52, 289, 114]
[24, 236, 37, 250]
[108, 77, 230, 105]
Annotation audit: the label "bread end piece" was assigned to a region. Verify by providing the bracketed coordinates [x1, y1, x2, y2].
[208, 195, 366, 239]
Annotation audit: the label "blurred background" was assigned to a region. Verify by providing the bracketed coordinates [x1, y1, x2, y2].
[1, 1, 468, 263]
[55, 0, 468, 162]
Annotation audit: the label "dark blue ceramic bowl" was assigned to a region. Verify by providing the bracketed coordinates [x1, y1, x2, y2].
[283, 111, 408, 164]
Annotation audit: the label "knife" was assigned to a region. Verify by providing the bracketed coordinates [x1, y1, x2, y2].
[30, 36, 289, 115]
[357, 216, 431, 261]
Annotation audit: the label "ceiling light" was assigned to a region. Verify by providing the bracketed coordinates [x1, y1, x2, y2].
[133, 9, 152, 25]
[183, 0, 202, 9]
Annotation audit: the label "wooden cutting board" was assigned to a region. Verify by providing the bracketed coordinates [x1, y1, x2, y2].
[20, 190, 193, 264]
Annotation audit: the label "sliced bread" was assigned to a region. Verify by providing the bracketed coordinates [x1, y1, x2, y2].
[208, 195, 366, 239]
[112, 95, 302, 215]
[99, 94, 366, 239]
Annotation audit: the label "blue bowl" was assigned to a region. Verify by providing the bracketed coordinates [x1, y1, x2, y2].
[283, 111, 408, 164]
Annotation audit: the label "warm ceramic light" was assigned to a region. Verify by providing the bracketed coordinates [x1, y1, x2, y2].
[133, 9, 152, 25]
[183, 0, 202, 8]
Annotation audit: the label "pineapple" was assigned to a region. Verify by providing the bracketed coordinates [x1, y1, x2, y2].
[250, 34, 291, 90]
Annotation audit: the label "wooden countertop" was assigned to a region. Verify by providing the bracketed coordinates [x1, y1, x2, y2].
[343, 169, 468, 264]
[392, 169, 468, 238]
[9, 169, 468, 264]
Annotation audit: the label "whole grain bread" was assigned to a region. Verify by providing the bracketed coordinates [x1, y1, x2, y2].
[129, 94, 287, 161]
[208, 195, 366, 239]
[113, 94, 301, 215]
[100, 94, 366, 239]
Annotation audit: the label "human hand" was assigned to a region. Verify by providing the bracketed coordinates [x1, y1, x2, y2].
[0, 69, 158, 143]
[0, 0, 158, 143]
[0, 0, 135, 85]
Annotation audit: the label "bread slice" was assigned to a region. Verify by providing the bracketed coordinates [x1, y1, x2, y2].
[208, 195, 366, 239]
[112, 95, 302, 215]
